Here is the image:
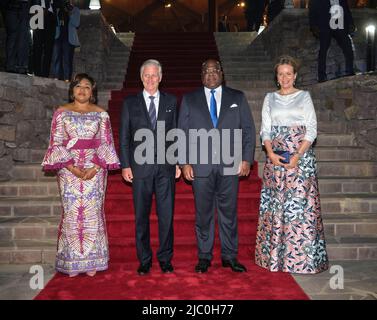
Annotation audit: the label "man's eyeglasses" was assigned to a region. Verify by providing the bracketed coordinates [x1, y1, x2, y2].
[202, 69, 221, 75]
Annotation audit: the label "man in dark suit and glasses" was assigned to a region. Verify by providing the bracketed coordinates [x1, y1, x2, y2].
[178, 59, 256, 273]
[119, 59, 181, 275]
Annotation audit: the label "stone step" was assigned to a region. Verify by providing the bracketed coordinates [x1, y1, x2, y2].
[1, 237, 377, 264]
[0, 194, 376, 218]
[0, 216, 59, 242]
[318, 178, 377, 194]
[1, 213, 376, 243]
[254, 146, 371, 162]
[226, 80, 276, 88]
[0, 240, 56, 264]
[252, 120, 348, 134]
[2, 175, 375, 198]
[325, 235, 377, 260]
[323, 214, 377, 237]
[225, 74, 275, 81]
[102, 82, 124, 90]
[257, 161, 377, 178]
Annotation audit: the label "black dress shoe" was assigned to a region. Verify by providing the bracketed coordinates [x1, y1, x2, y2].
[222, 259, 247, 272]
[137, 261, 152, 275]
[159, 261, 174, 273]
[195, 259, 211, 273]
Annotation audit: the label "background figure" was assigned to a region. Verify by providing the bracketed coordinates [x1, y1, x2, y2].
[218, 14, 229, 32]
[4, 0, 31, 74]
[178, 59, 256, 274]
[119, 59, 180, 275]
[255, 56, 329, 274]
[267, 0, 284, 24]
[309, 0, 355, 82]
[41, 73, 120, 277]
[245, 0, 267, 32]
[31, 0, 56, 77]
[51, 0, 80, 81]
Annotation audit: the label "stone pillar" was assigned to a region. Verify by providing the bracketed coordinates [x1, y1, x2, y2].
[208, 0, 218, 32]
[285, 0, 295, 8]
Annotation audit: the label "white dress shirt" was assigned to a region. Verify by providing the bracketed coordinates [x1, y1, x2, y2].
[204, 85, 222, 118]
[143, 90, 160, 118]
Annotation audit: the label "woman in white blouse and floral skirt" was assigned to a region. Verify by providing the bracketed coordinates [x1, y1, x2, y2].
[255, 55, 329, 274]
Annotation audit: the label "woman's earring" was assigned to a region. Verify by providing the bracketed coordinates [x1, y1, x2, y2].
[277, 82, 281, 88]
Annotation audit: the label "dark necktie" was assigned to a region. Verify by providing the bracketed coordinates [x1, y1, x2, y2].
[210, 89, 218, 127]
[149, 96, 157, 129]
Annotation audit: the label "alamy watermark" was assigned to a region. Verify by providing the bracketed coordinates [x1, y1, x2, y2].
[329, 265, 344, 290]
[131, 121, 243, 175]
[329, 3, 344, 30]
[29, 265, 44, 290]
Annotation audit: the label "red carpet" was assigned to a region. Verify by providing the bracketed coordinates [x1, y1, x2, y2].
[35, 33, 308, 300]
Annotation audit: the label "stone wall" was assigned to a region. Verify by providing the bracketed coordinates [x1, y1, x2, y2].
[308, 73, 377, 159]
[0, 73, 68, 181]
[72, 10, 121, 89]
[259, 8, 377, 85]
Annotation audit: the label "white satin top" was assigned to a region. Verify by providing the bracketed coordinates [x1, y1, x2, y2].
[260, 90, 317, 144]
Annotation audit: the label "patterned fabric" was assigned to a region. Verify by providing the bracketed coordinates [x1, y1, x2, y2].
[42, 110, 120, 275]
[255, 125, 329, 274]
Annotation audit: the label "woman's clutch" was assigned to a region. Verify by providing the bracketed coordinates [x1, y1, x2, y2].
[274, 150, 290, 164]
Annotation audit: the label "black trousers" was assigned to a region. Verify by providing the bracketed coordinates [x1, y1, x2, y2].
[32, 12, 56, 77]
[318, 29, 354, 81]
[192, 166, 239, 261]
[5, 3, 30, 73]
[132, 165, 175, 265]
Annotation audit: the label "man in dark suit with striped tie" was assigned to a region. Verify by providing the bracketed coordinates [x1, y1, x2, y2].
[119, 59, 181, 275]
[178, 59, 256, 273]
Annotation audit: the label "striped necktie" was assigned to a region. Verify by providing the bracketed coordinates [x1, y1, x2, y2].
[149, 96, 157, 129]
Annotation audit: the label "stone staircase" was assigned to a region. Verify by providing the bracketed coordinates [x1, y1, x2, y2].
[215, 31, 377, 261]
[1, 28, 377, 264]
[97, 32, 134, 108]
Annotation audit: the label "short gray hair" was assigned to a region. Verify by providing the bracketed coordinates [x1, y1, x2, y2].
[140, 59, 162, 77]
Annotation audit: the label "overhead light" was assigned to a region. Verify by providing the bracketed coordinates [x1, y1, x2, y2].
[89, 0, 101, 10]
[237, 2, 245, 7]
[366, 25, 376, 72]
[165, 3, 172, 8]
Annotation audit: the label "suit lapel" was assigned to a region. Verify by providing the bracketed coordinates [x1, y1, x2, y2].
[157, 92, 166, 122]
[217, 86, 232, 128]
[137, 92, 152, 130]
[198, 88, 215, 128]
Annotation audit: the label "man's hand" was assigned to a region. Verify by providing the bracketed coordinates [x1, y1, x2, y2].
[238, 161, 251, 177]
[175, 165, 181, 179]
[182, 165, 194, 181]
[122, 167, 133, 183]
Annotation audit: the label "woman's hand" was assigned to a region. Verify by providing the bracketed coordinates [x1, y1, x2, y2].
[67, 165, 85, 179]
[82, 167, 99, 180]
[284, 154, 300, 170]
[268, 152, 286, 166]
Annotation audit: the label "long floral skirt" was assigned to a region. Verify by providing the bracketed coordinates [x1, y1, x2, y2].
[55, 167, 109, 275]
[255, 126, 329, 274]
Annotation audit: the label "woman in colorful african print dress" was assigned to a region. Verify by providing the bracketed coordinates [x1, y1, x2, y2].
[255, 56, 329, 274]
[42, 73, 120, 277]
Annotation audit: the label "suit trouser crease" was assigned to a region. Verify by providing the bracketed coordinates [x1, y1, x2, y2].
[132, 166, 174, 265]
[193, 168, 239, 261]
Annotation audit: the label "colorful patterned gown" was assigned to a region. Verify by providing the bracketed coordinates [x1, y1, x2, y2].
[42, 110, 120, 275]
[255, 90, 329, 274]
